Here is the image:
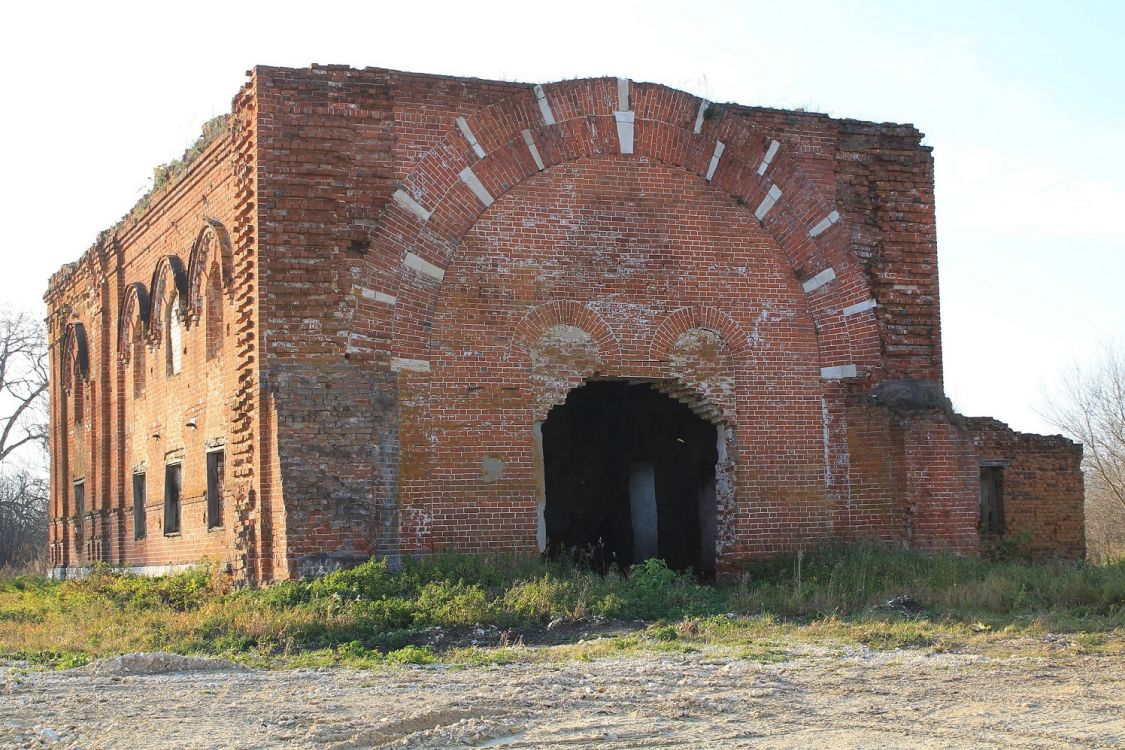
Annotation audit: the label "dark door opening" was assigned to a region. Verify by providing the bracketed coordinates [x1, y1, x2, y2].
[541, 380, 719, 576]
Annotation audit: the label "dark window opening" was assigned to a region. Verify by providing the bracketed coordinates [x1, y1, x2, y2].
[542, 380, 719, 577]
[73, 479, 85, 520]
[206, 449, 225, 529]
[979, 465, 1005, 535]
[164, 463, 182, 535]
[133, 472, 147, 539]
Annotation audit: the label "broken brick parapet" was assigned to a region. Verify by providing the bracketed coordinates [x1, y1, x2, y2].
[965, 417, 1085, 559]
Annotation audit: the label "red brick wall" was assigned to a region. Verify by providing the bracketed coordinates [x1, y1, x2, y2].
[45, 88, 261, 577]
[967, 418, 1085, 559]
[45, 65, 1085, 579]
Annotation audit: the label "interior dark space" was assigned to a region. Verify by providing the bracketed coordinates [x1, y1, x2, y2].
[541, 380, 718, 576]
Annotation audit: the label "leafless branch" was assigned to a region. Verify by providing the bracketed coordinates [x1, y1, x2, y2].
[0, 309, 49, 465]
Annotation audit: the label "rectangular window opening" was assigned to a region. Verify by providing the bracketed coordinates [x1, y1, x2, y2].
[979, 465, 1005, 536]
[206, 449, 225, 529]
[164, 463, 182, 536]
[133, 472, 147, 539]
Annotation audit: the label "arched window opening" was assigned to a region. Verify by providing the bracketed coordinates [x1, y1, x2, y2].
[205, 263, 223, 361]
[166, 293, 182, 376]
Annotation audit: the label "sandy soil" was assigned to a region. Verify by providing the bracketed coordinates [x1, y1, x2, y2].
[2, 644, 1122, 749]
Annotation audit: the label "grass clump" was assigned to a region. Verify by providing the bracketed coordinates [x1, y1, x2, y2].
[0, 544, 1121, 670]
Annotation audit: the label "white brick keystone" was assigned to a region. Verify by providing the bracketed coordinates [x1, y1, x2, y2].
[615, 111, 635, 155]
[693, 99, 710, 134]
[522, 129, 545, 171]
[808, 209, 842, 237]
[705, 141, 725, 182]
[820, 364, 858, 380]
[754, 184, 783, 221]
[842, 298, 878, 317]
[757, 140, 780, 176]
[356, 286, 397, 305]
[801, 267, 837, 294]
[455, 117, 486, 159]
[458, 166, 494, 207]
[617, 77, 630, 111]
[403, 252, 445, 281]
[533, 84, 556, 125]
[391, 358, 432, 373]
[391, 189, 431, 222]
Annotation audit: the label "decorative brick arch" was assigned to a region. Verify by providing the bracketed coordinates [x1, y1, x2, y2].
[148, 255, 187, 343]
[116, 282, 150, 363]
[60, 321, 89, 394]
[370, 76, 880, 377]
[509, 300, 622, 363]
[186, 219, 234, 322]
[648, 306, 751, 362]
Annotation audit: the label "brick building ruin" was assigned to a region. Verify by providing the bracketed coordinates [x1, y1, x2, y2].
[45, 66, 1085, 582]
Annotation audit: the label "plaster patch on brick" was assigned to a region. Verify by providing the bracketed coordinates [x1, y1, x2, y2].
[842, 298, 878, 317]
[754, 184, 782, 221]
[522, 129, 545, 171]
[455, 116, 486, 159]
[458, 166, 494, 208]
[808, 209, 841, 237]
[801, 267, 837, 294]
[705, 141, 725, 182]
[617, 77, 630, 111]
[391, 189, 431, 222]
[481, 455, 505, 483]
[713, 426, 737, 560]
[820, 364, 858, 380]
[403, 252, 445, 281]
[615, 111, 635, 155]
[693, 99, 710, 134]
[533, 84, 556, 125]
[757, 140, 780, 175]
[533, 422, 546, 552]
[390, 357, 432, 373]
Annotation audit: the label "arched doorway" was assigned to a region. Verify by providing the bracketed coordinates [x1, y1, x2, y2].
[541, 380, 719, 575]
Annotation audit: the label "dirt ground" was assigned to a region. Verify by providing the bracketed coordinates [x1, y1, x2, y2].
[1, 643, 1122, 749]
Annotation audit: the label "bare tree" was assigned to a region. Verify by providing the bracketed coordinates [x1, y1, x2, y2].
[0, 309, 49, 570]
[0, 310, 49, 462]
[0, 465, 48, 569]
[1041, 345, 1125, 562]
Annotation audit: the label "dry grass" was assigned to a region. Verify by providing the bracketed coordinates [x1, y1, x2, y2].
[1, 545, 1122, 670]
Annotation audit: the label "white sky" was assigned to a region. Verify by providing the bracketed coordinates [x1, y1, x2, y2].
[2, 0, 1121, 436]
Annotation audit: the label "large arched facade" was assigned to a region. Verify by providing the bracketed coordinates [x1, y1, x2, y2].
[44, 65, 1087, 582]
[352, 77, 884, 571]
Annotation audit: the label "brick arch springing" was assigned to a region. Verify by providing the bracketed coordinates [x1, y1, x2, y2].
[116, 282, 150, 363]
[508, 300, 622, 363]
[648, 306, 751, 363]
[148, 255, 188, 344]
[185, 219, 234, 322]
[370, 76, 880, 378]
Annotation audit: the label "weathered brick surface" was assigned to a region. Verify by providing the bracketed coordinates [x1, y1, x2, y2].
[45, 66, 1086, 581]
[967, 418, 1086, 559]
